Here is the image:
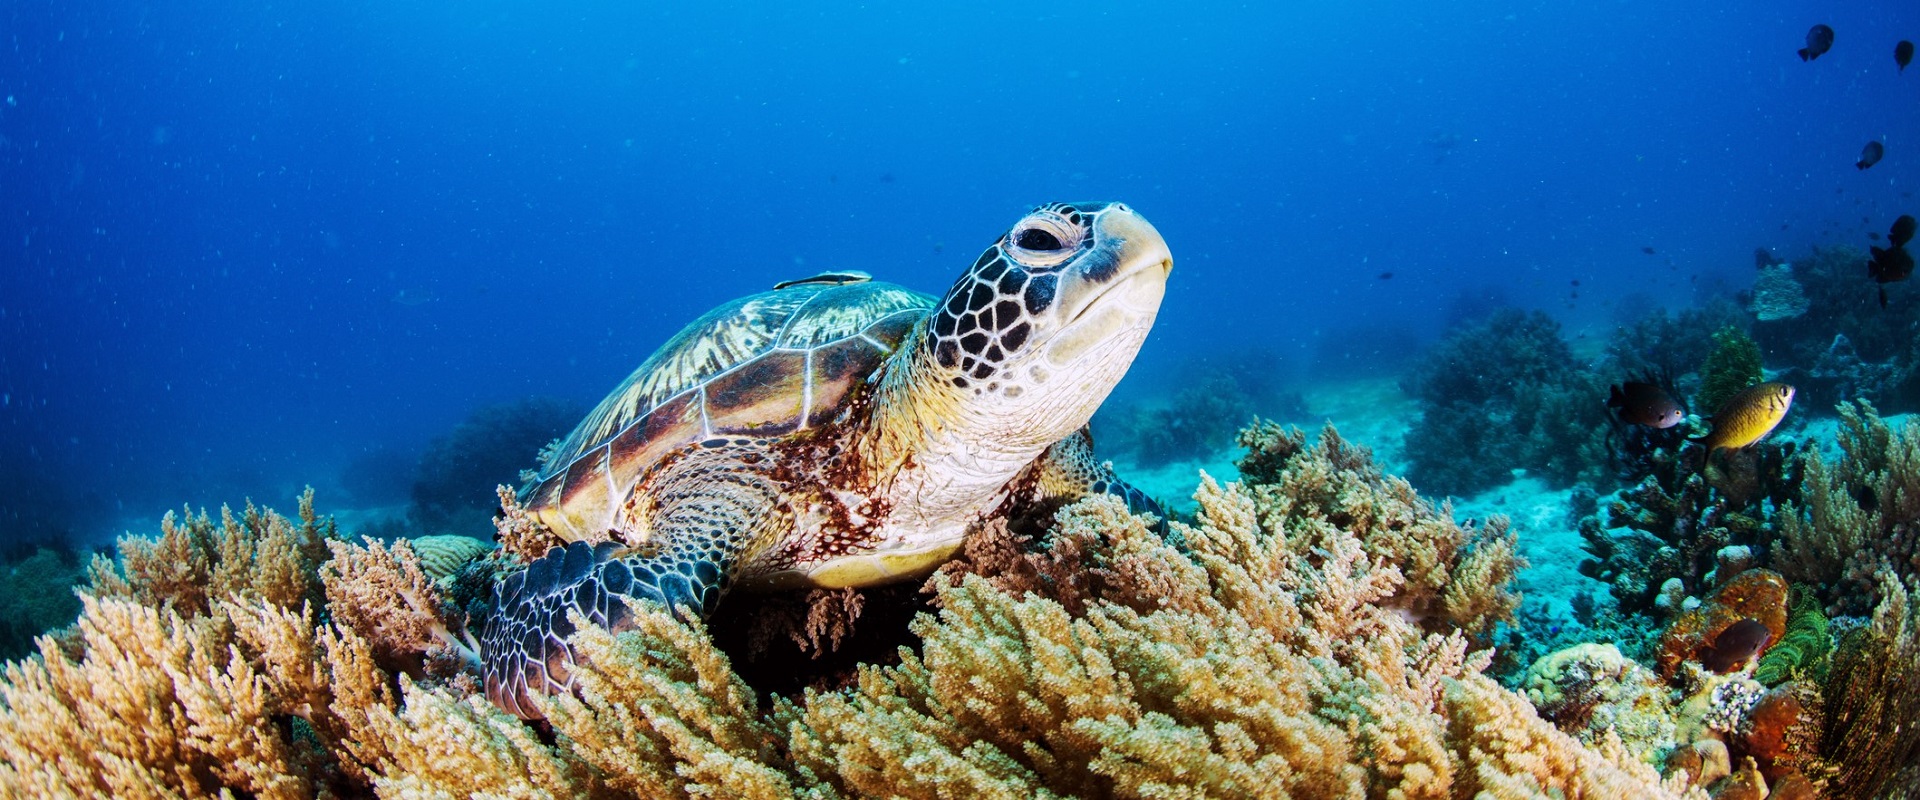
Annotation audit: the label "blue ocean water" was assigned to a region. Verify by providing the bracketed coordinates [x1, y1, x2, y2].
[3, 0, 1918, 545]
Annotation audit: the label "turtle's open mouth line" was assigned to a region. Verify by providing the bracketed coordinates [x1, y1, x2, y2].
[1071, 257, 1172, 323]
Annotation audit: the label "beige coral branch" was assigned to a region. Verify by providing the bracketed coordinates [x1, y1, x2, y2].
[321, 537, 480, 676]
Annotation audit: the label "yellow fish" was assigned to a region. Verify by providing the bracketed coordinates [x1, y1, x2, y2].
[1696, 382, 1795, 452]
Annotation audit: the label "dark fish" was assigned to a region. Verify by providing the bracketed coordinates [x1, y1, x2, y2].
[1891, 214, 1916, 247]
[1702, 618, 1773, 673]
[1858, 141, 1885, 170]
[1799, 24, 1834, 61]
[1377, 271, 1394, 280]
[1900, 40, 1915, 72]
[1870, 243, 1915, 307]
[1870, 244, 1915, 284]
[1872, 232, 1883, 241]
[1608, 382, 1685, 429]
[1641, 246, 1657, 255]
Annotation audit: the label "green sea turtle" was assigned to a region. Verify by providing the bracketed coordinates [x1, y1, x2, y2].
[483, 202, 1172, 717]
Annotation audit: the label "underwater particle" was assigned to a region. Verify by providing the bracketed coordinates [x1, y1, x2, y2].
[1898, 40, 1914, 71]
[1857, 141, 1884, 170]
[1696, 382, 1793, 453]
[1701, 618, 1773, 673]
[1890, 214, 1916, 247]
[1607, 381, 1685, 429]
[1798, 24, 1834, 61]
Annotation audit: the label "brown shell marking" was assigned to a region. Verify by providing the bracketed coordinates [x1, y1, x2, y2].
[525, 278, 933, 542]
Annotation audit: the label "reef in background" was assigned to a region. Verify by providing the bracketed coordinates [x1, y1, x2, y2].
[1402, 308, 1610, 496]
[0, 544, 89, 661]
[1756, 245, 1920, 414]
[1094, 349, 1308, 469]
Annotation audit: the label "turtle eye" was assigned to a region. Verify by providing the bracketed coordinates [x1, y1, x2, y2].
[1005, 211, 1084, 268]
[1017, 228, 1061, 250]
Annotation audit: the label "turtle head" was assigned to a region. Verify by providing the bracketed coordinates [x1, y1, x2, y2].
[922, 201, 1171, 445]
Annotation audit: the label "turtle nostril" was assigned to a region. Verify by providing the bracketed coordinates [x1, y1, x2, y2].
[1017, 228, 1063, 251]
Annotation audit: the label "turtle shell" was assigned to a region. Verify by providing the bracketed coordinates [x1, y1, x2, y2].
[524, 273, 932, 541]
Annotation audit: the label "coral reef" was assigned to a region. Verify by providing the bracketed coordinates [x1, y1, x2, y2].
[1521, 642, 1677, 764]
[0, 426, 1701, 799]
[409, 397, 584, 537]
[1814, 572, 1920, 798]
[404, 534, 494, 582]
[1234, 421, 1523, 642]
[1796, 333, 1907, 414]
[1752, 244, 1920, 414]
[1773, 401, 1920, 616]
[1097, 352, 1306, 467]
[1748, 263, 1810, 322]
[1601, 298, 1747, 392]
[1403, 308, 1610, 496]
[1697, 326, 1763, 417]
[1653, 569, 1789, 681]
[1097, 369, 1259, 467]
[1583, 435, 1798, 614]
[0, 545, 87, 661]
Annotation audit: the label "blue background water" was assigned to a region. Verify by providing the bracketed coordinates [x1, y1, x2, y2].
[4, 0, 1917, 544]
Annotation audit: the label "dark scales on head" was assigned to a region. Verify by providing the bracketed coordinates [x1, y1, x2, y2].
[1701, 617, 1773, 673]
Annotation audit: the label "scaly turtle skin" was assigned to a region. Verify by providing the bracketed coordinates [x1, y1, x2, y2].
[483, 202, 1172, 717]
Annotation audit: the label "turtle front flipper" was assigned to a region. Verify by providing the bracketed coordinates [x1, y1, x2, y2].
[1035, 426, 1169, 528]
[482, 441, 787, 718]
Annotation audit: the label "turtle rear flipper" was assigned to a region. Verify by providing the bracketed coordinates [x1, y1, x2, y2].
[482, 443, 786, 719]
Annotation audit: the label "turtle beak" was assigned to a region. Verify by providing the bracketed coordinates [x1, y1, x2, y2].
[1067, 206, 1170, 320]
[1052, 207, 1171, 357]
